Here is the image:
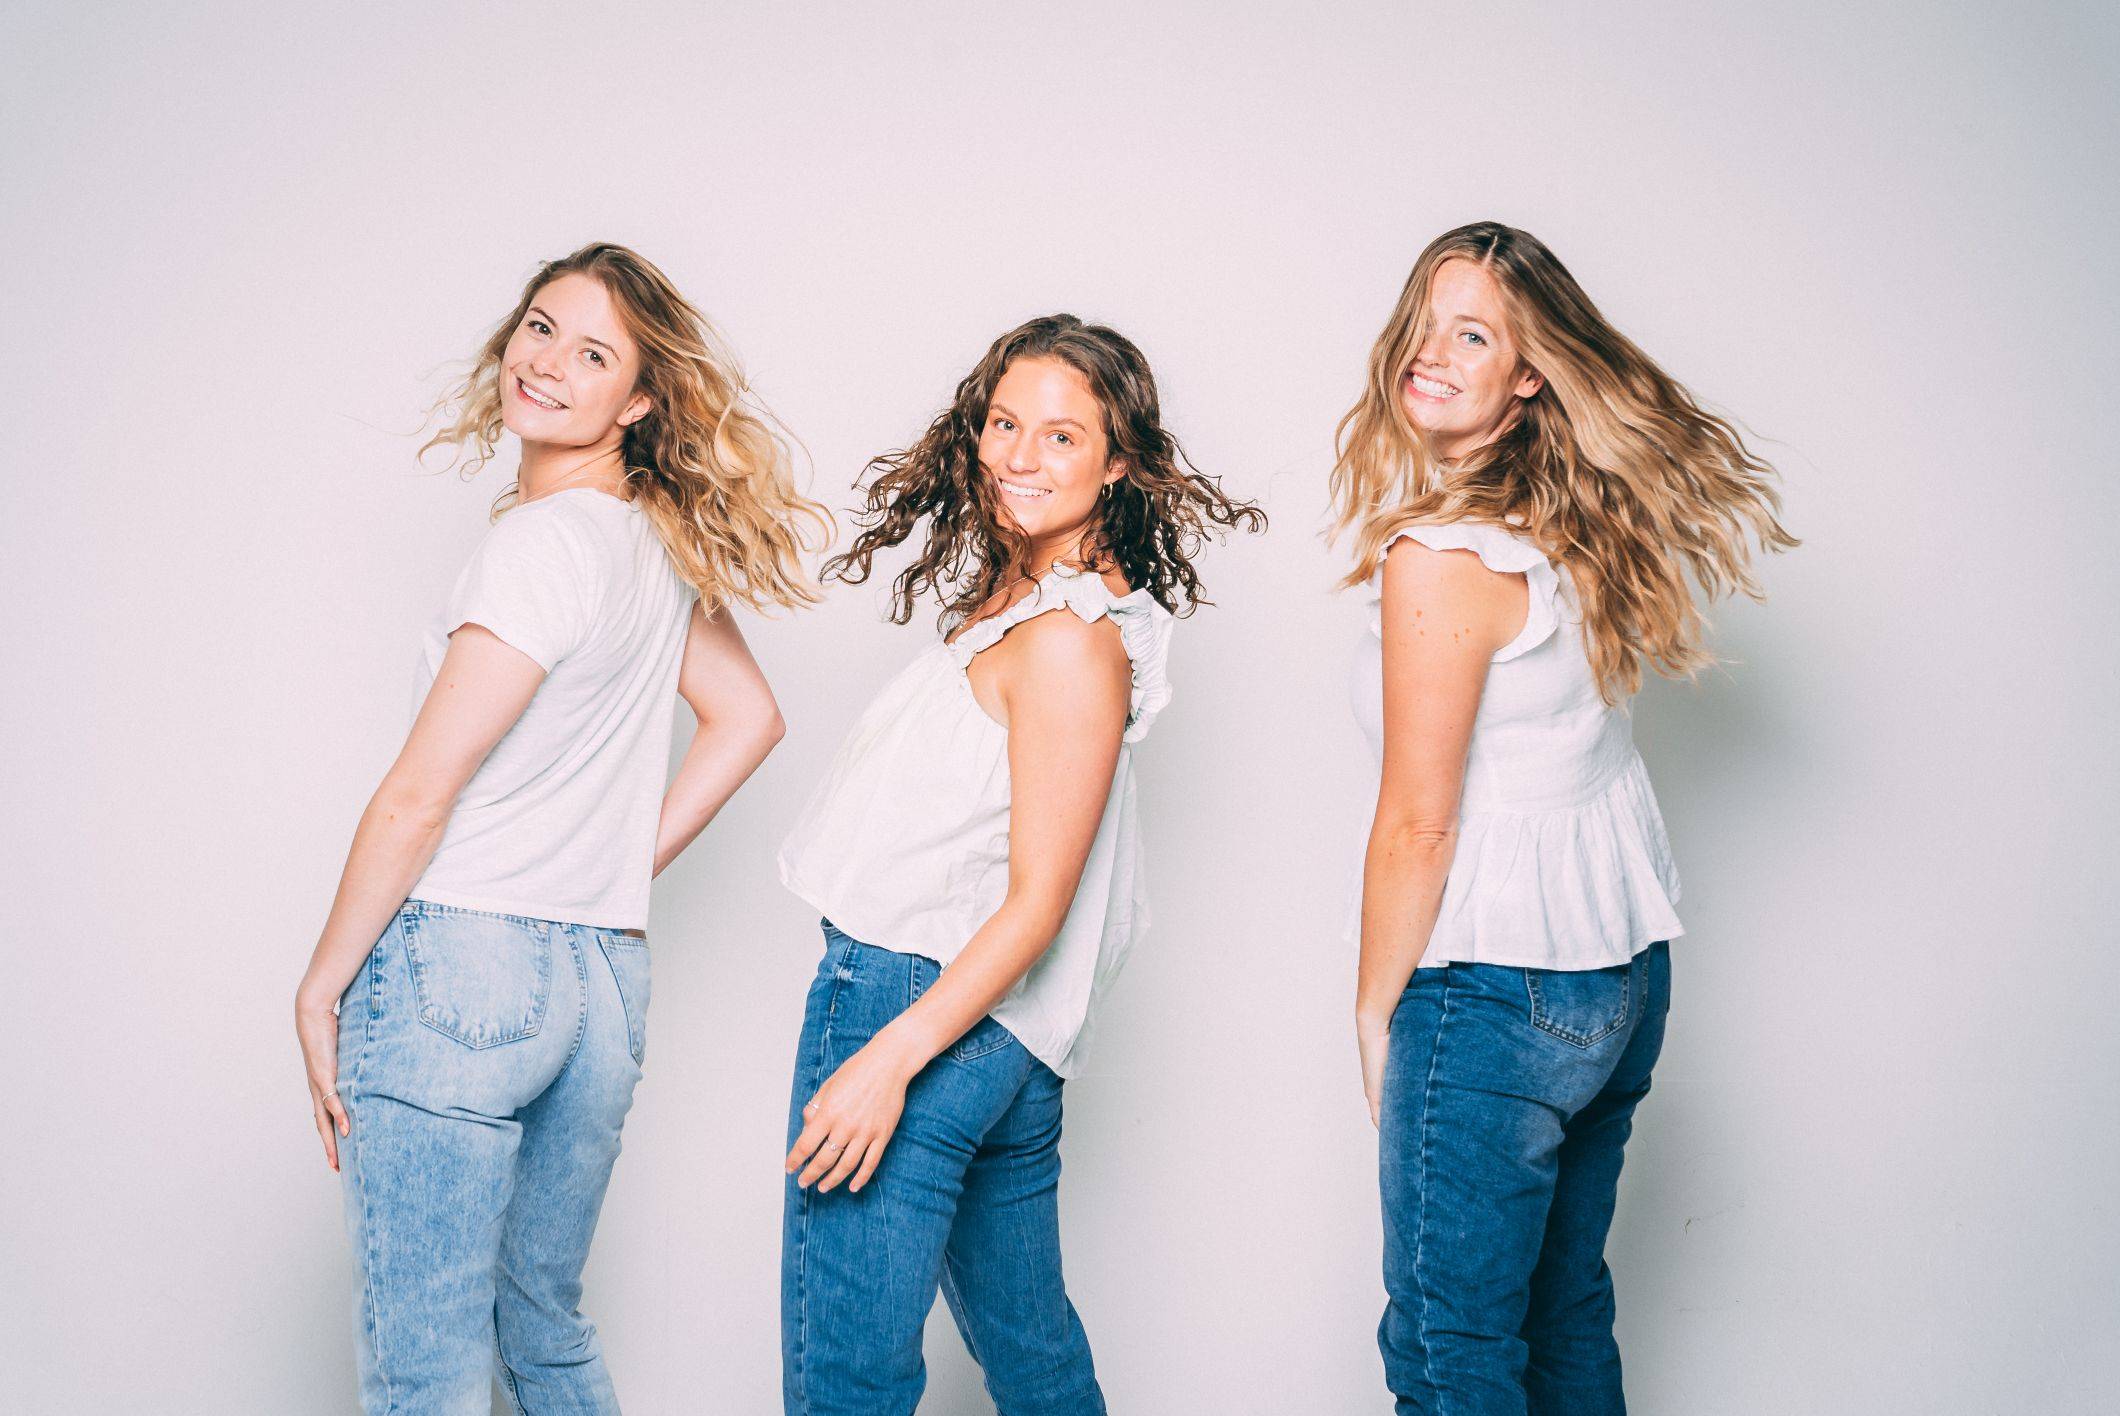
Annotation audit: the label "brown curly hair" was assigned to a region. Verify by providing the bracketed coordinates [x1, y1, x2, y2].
[824, 314, 1264, 625]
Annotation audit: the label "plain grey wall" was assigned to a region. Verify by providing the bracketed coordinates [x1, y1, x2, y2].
[4, 2, 2115, 1411]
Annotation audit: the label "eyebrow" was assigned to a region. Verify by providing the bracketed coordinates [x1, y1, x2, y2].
[990, 401, 1087, 433]
[527, 306, 623, 362]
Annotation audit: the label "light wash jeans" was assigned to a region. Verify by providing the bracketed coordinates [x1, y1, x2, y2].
[336, 900, 650, 1415]
[1379, 943, 1671, 1416]
[781, 923, 1105, 1416]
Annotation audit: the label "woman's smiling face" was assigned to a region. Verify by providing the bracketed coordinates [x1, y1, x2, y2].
[498, 272, 651, 448]
[978, 355, 1123, 544]
[1399, 257, 1545, 459]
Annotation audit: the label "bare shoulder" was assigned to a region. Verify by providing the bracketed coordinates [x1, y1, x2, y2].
[995, 603, 1131, 724]
[1387, 536, 1523, 598]
[1007, 602, 1128, 674]
[1380, 538, 1525, 649]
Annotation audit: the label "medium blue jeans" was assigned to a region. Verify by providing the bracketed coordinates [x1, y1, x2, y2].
[781, 924, 1105, 1416]
[1379, 943, 1671, 1416]
[336, 900, 651, 1415]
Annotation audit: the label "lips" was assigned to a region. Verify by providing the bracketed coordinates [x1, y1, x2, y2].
[515, 376, 567, 410]
[997, 478, 1051, 500]
[1405, 370, 1460, 400]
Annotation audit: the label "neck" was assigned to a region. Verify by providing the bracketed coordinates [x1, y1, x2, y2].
[518, 438, 630, 504]
[1022, 523, 1095, 580]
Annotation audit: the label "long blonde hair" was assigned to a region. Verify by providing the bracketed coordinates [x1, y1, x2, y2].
[422, 243, 830, 612]
[1330, 222, 1796, 702]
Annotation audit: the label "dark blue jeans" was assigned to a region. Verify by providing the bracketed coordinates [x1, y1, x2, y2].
[781, 924, 1105, 1416]
[1379, 943, 1671, 1416]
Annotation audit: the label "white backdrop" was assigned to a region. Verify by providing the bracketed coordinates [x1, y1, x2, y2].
[4, 3, 2116, 1412]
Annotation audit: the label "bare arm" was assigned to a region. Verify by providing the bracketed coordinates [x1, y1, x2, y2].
[786, 609, 1132, 1192]
[1355, 541, 1523, 1123]
[653, 601, 787, 877]
[293, 626, 546, 1166]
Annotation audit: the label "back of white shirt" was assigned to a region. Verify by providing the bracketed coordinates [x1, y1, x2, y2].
[408, 488, 695, 930]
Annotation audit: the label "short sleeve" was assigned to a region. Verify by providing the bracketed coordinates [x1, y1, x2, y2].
[443, 505, 596, 671]
[1370, 522, 1561, 663]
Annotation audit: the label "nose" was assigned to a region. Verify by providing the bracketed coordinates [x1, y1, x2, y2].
[527, 343, 563, 381]
[1413, 326, 1449, 370]
[1005, 428, 1039, 474]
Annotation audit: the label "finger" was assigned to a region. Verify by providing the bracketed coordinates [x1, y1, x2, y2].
[815, 1136, 869, 1194]
[848, 1136, 890, 1193]
[326, 1092, 352, 1139]
[785, 1117, 831, 1175]
[798, 1134, 852, 1190]
[312, 1101, 339, 1171]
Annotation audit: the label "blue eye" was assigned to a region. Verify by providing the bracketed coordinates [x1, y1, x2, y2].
[1052, 432, 1071, 446]
[1460, 330, 1486, 347]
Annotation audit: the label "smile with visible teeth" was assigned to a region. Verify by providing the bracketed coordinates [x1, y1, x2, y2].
[997, 479, 1051, 499]
[516, 377, 566, 410]
[1407, 371, 1460, 399]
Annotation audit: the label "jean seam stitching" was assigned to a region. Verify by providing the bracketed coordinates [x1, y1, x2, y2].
[553, 927, 591, 1074]
[351, 937, 395, 1412]
[594, 935, 650, 1065]
[495, 1319, 528, 1414]
[1525, 970, 1628, 1048]
[939, 1254, 991, 1384]
[791, 1011, 830, 1416]
[403, 912, 554, 1050]
[1413, 967, 1454, 1414]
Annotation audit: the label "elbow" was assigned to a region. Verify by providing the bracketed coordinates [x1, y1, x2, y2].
[753, 704, 787, 757]
[369, 777, 456, 837]
[1368, 815, 1458, 863]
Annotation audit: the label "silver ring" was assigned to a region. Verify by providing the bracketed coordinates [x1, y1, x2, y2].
[321, 1090, 339, 1102]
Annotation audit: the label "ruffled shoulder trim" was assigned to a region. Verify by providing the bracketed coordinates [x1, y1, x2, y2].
[1369, 522, 1561, 662]
[948, 565, 1174, 742]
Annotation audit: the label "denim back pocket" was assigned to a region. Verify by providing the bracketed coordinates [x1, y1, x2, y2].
[1523, 963, 1631, 1048]
[599, 936, 651, 1065]
[400, 906, 553, 1049]
[907, 955, 1018, 1064]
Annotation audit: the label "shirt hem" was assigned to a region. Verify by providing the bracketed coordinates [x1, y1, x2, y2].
[1413, 926, 1681, 972]
[408, 885, 646, 933]
[778, 870, 973, 965]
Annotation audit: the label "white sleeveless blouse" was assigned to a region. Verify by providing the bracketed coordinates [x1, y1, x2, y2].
[1349, 522, 1683, 969]
[778, 565, 1174, 1078]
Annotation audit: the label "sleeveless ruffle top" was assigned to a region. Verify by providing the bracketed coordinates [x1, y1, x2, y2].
[1349, 522, 1683, 968]
[780, 565, 1173, 1076]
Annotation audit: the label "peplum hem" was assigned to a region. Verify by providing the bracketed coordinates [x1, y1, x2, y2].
[1434, 752, 1681, 967]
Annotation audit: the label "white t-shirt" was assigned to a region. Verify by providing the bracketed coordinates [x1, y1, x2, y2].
[407, 488, 695, 930]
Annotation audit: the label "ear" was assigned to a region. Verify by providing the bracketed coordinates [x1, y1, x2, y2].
[1102, 456, 1129, 489]
[618, 392, 653, 429]
[1513, 366, 1545, 400]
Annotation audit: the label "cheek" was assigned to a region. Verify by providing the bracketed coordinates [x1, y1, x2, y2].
[579, 374, 634, 424]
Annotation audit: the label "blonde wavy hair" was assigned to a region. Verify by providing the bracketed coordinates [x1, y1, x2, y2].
[1330, 222, 1796, 702]
[422, 243, 830, 612]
